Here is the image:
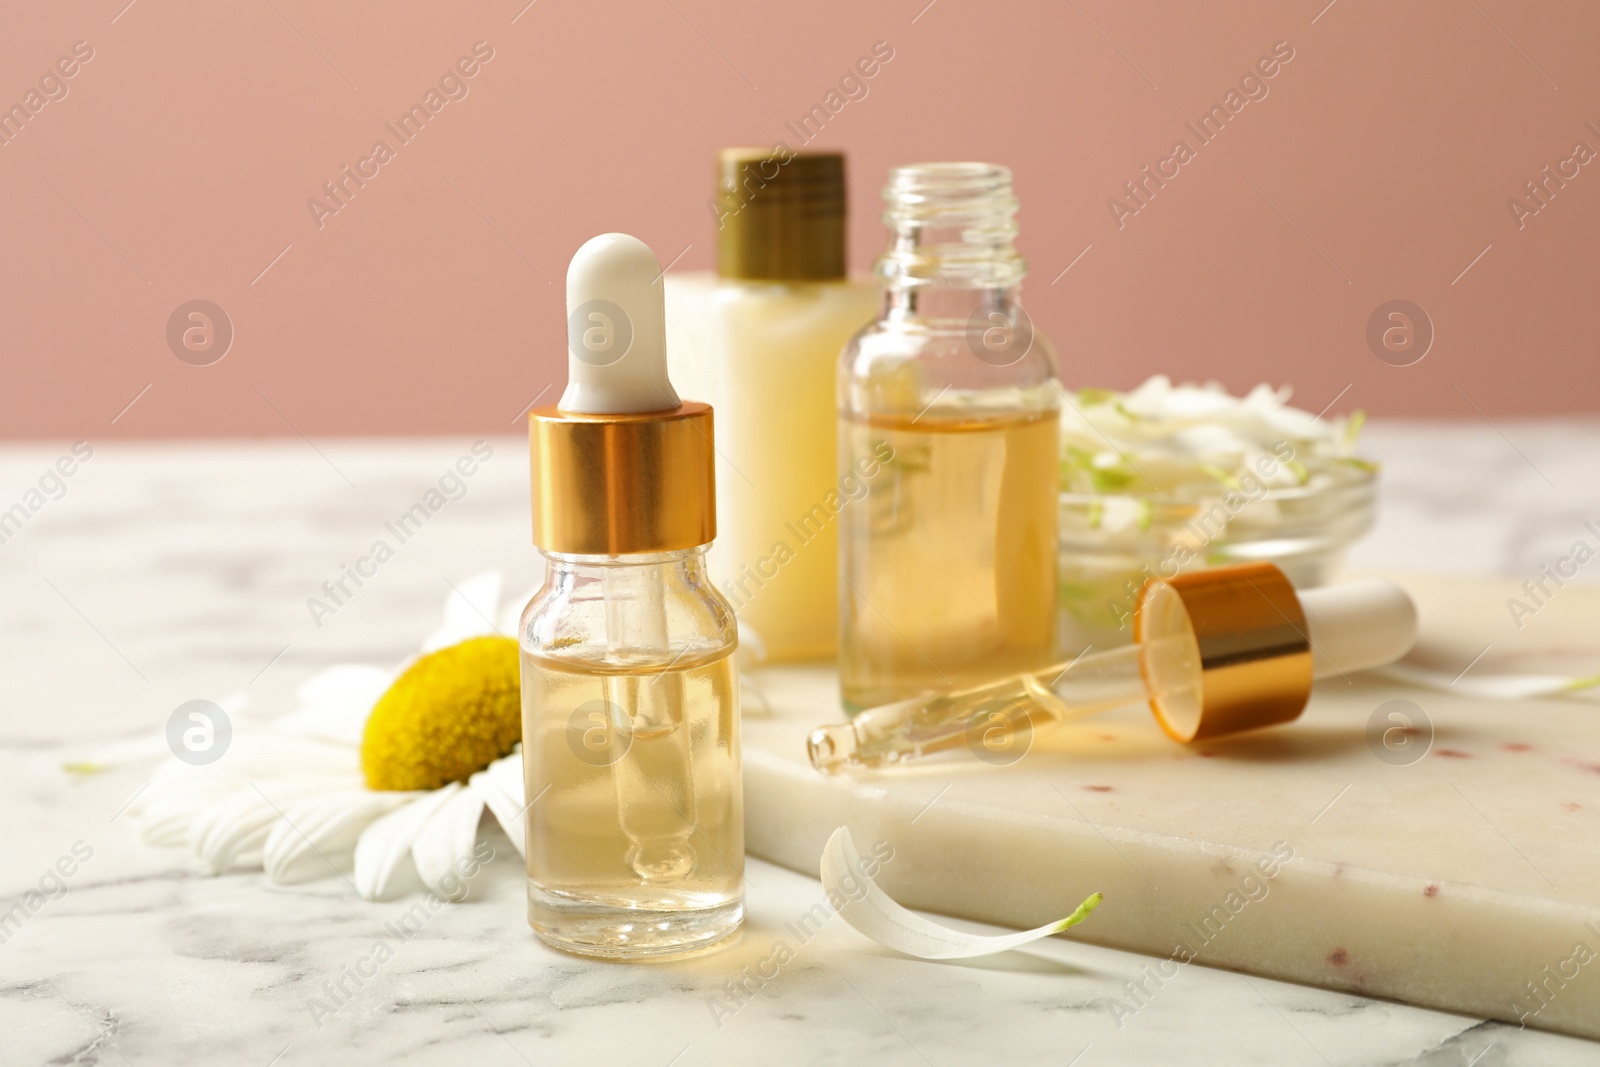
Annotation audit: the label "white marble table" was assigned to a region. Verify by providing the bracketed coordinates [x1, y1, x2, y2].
[3, 422, 1599, 1066]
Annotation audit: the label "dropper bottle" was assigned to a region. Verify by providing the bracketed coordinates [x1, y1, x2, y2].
[809, 563, 1417, 772]
[520, 234, 743, 958]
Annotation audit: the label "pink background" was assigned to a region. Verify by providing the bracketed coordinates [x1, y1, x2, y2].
[3, 0, 1595, 440]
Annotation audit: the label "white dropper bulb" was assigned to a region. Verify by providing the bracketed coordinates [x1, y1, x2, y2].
[1299, 578, 1418, 678]
[560, 233, 680, 415]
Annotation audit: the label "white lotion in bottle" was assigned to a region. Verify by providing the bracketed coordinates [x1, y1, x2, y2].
[665, 150, 878, 662]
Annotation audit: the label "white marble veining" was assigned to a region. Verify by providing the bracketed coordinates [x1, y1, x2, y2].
[2, 423, 1599, 1065]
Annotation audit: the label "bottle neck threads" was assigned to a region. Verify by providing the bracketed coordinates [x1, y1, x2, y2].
[877, 163, 1025, 292]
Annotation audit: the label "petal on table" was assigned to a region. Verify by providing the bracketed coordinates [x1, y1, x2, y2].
[412, 786, 489, 899]
[820, 826, 1102, 960]
[1380, 662, 1600, 701]
[69, 733, 179, 774]
[353, 784, 462, 901]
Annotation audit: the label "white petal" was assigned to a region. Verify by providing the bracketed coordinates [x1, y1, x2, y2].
[353, 785, 459, 901]
[1379, 663, 1600, 701]
[138, 785, 229, 847]
[279, 665, 393, 744]
[469, 751, 527, 858]
[820, 827, 1101, 960]
[1096, 495, 1147, 535]
[412, 787, 487, 899]
[191, 790, 284, 873]
[263, 790, 412, 885]
[140, 811, 197, 848]
[422, 572, 503, 652]
[298, 663, 392, 713]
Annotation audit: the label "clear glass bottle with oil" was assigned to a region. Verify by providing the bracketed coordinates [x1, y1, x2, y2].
[522, 233, 742, 958]
[521, 548, 741, 957]
[838, 163, 1060, 711]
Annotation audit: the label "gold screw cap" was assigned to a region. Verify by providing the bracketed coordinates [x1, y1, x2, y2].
[715, 149, 847, 281]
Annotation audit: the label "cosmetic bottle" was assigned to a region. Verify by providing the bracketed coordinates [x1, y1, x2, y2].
[838, 163, 1060, 711]
[811, 563, 1418, 771]
[521, 233, 743, 959]
[665, 149, 878, 662]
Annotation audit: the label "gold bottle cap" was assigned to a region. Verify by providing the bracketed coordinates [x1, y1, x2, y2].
[715, 149, 846, 281]
[529, 402, 716, 556]
[1134, 562, 1314, 743]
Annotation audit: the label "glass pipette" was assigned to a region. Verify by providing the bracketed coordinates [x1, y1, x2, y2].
[809, 563, 1417, 773]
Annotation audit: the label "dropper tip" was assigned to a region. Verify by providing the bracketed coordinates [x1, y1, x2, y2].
[807, 725, 858, 774]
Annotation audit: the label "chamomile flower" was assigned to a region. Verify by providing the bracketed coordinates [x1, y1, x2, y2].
[98, 572, 771, 901]
[115, 574, 531, 901]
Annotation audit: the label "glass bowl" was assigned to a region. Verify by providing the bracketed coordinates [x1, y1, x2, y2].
[1056, 461, 1378, 652]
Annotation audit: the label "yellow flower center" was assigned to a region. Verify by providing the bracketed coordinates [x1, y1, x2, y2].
[361, 636, 521, 791]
